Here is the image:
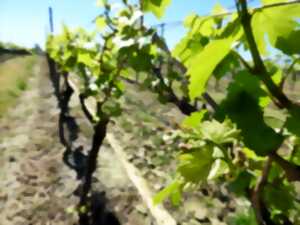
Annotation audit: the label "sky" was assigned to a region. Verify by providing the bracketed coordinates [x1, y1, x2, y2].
[0, 0, 260, 49]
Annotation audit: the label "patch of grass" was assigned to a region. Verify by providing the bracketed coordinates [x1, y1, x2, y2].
[16, 78, 28, 91]
[228, 209, 257, 225]
[0, 55, 36, 117]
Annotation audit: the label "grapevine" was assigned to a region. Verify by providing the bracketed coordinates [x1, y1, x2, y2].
[46, 0, 300, 224]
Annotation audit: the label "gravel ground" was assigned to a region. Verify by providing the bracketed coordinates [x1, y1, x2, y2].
[0, 57, 156, 225]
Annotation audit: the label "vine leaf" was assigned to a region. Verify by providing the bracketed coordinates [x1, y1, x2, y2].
[181, 110, 206, 129]
[96, 0, 107, 7]
[77, 52, 96, 68]
[153, 180, 181, 205]
[225, 92, 282, 156]
[252, 1, 300, 55]
[187, 38, 233, 100]
[207, 159, 229, 180]
[263, 183, 295, 214]
[285, 106, 300, 137]
[95, 16, 106, 31]
[200, 119, 240, 145]
[177, 146, 214, 183]
[142, 0, 171, 18]
[217, 72, 284, 156]
[172, 33, 205, 66]
[184, 14, 215, 36]
[228, 171, 253, 196]
[276, 30, 300, 55]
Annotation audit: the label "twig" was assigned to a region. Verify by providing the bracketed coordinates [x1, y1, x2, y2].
[79, 94, 94, 124]
[251, 157, 272, 225]
[232, 50, 253, 72]
[202, 92, 218, 111]
[150, 0, 300, 28]
[236, 0, 293, 109]
[280, 57, 300, 90]
[255, 0, 300, 11]
[152, 32, 219, 112]
[270, 152, 300, 182]
[91, 1, 300, 30]
[153, 67, 198, 115]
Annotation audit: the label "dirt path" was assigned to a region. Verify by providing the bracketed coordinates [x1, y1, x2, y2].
[0, 57, 158, 225]
[0, 56, 225, 225]
[0, 58, 78, 225]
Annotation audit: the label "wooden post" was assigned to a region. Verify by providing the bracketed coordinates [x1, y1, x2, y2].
[48, 7, 54, 33]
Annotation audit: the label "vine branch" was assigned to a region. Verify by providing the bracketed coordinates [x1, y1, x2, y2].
[150, 0, 300, 28]
[270, 152, 300, 182]
[251, 157, 272, 225]
[152, 32, 219, 113]
[280, 57, 300, 90]
[236, 0, 293, 109]
[232, 50, 253, 72]
[79, 94, 94, 124]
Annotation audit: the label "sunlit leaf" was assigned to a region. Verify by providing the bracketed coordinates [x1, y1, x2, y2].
[95, 16, 106, 31]
[77, 52, 96, 68]
[200, 119, 240, 145]
[181, 110, 206, 129]
[153, 180, 181, 205]
[142, 0, 171, 18]
[252, 1, 300, 55]
[207, 159, 229, 180]
[96, 0, 107, 7]
[177, 146, 214, 183]
[188, 38, 233, 100]
[172, 33, 205, 65]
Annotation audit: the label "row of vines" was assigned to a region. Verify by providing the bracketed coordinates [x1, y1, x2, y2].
[46, 0, 300, 225]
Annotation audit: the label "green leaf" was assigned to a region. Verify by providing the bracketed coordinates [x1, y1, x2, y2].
[213, 52, 240, 80]
[291, 146, 300, 166]
[177, 146, 214, 183]
[276, 30, 300, 55]
[285, 106, 300, 137]
[96, 0, 107, 7]
[228, 171, 253, 196]
[223, 91, 283, 156]
[212, 2, 227, 15]
[229, 70, 268, 101]
[217, 72, 284, 156]
[172, 33, 206, 66]
[184, 14, 215, 36]
[242, 147, 265, 161]
[251, 10, 268, 55]
[95, 16, 106, 31]
[120, 45, 153, 72]
[200, 119, 240, 145]
[252, 2, 300, 55]
[212, 3, 227, 25]
[142, 0, 171, 18]
[102, 101, 122, 117]
[170, 185, 182, 206]
[179, 14, 242, 100]
[264, 108, 287, 129]
[188, 38, 234, 100]
[181, 110, 206, 129]
[153, 180, 181, 205]
[77, 52, 96, 68]
[263, 183, 295, 213]
[207, 159, 229, 180]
